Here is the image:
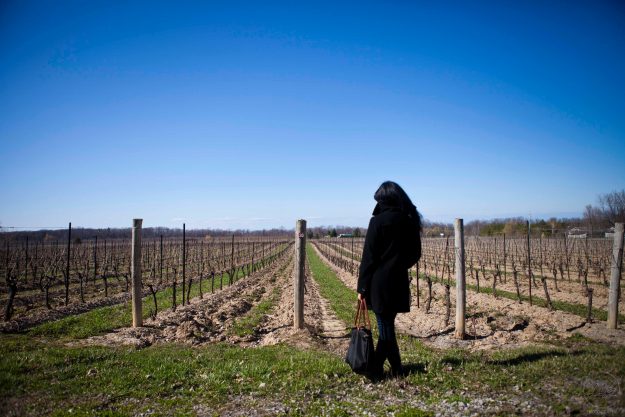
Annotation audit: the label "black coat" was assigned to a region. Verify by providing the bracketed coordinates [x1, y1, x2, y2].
[357, 203, 421, 314]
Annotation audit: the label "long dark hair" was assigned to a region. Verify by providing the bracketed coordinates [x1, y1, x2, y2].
[374, 181, 422, 232]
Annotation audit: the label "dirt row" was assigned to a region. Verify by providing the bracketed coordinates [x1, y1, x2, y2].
[312, 242, 625, 351]
[254, 252, 348, 356]
[79, 249, 349, 356]
[77, 252, 291, 348]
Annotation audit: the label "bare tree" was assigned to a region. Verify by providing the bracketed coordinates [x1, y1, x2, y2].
[583, 204, 604, 237]
[598, 190, 625, 226]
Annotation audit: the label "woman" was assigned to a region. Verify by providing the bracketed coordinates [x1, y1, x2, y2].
[357, 181, 421, 377]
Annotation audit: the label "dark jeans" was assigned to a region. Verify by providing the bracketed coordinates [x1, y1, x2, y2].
[376, 312, 397, 341]
[375, 312, 402, 373]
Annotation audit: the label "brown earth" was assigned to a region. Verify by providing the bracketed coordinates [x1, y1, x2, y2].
[73, 253, 293, 349]
[74, 249, 349, 357]
[255, 254, 348, 356]
[312, 242, 625, 351]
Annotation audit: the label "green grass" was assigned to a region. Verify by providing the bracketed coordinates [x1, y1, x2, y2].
[0, 334, 355, 416]
[306, 243, 371, 327]
[230, 289, 278, 337]
[307, 242, 625, 412]
[29, 249, 287, 339]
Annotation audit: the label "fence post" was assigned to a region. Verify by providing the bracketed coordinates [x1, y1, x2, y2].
[527, 220, 532, 306]
[131, 218, 143, 327]
[230, 234, 235, 284]
[607, 223, 624, 329]
[65, 222, 72, 306]
[93, 236, 98, 286]
[182, 223, 186, 305]
[455, 218, 465, 339]
[294, 219, 306, 329]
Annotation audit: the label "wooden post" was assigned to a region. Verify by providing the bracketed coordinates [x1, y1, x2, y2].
[93, 236, 98, 286]
[586, 288, 593, 323]
[24, 236, 29, 286]
[351, 235, 354, 275]
[182, 223, 186, 306]
[503, 233, 507, 284]
[131, 218, 143, 327]
[607, 223, 624, 329]
[294, 219, 306, 329]
[65, 222, 71, 306]
[230, 234, 235, 284]
[527, 220, 533, 306]
[454, 218, 465, 339]
[159, 234, 163, 281]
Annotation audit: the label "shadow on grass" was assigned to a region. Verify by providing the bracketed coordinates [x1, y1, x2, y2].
[403, 362, 427, 374]
[488, 349, 583, 366]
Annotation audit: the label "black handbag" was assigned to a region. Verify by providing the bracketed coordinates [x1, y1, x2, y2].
[345, 299, 376, 375]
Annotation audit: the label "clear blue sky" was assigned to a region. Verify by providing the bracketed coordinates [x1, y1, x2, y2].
[1, 1, 624, 230]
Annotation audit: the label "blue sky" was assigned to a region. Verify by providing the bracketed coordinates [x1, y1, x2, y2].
[1, 1, 624, 230]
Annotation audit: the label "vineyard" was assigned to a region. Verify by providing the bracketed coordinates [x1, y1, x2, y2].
[318, 235, 616, 310]
[0, 231, 290, 332]
[315, 233, 623, 349]
[1, 223, 624, 416]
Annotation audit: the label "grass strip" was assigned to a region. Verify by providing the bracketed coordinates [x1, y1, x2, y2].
[230, 260, 290, 337]
[306, 243, 365, 326]
[0, 334, 354, 416]
[230, 288, 279, 338]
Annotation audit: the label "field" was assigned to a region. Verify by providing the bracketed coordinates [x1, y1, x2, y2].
[1, 234, 624, 416]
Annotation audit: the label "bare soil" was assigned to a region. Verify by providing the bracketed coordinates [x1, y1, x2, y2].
[255, 255, 349, 356]
[75, 250, 349, 356]
[73, 254, 291, 348]
[312, 242, 625, 351]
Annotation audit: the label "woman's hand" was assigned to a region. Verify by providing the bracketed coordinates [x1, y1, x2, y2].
[357, 292, 364, 302]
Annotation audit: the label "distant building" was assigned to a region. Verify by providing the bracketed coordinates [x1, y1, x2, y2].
[567, 228, 587, 239]
[338, 233, 353, 238]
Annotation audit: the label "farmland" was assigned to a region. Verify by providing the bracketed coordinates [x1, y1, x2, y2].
[1, 230, 624, 416]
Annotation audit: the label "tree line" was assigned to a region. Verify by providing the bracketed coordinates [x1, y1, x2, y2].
[2, 190, 623, 242]
[463, 190, 625, 237]
[0, 226, 291, 243]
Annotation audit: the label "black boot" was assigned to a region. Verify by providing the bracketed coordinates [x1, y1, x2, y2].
[387, 339, 406, 377]
[373, 339, 388, 378]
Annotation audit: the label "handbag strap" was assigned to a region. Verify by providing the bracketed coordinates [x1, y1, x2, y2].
[353, 299, 371, 330]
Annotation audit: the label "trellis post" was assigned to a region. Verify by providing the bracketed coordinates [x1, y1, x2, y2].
[131, 218, 143, 327]
[455, 218, 466, 339]
[607, 223, 624, 329]
[294, 219, 306, 329]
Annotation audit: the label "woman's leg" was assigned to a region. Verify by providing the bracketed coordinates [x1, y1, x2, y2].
[375, 312, 399, 374]
[386, 326, 403, 375]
